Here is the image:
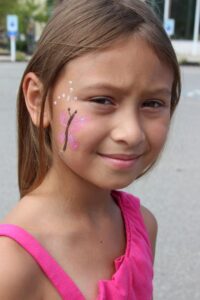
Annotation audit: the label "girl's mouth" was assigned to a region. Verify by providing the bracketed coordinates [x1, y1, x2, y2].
[98, 153, 141, 169]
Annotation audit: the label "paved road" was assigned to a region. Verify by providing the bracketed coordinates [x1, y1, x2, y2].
[0, 63, 200, 299]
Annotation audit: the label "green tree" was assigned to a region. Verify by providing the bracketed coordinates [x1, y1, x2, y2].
[14, 0, 48, 36]
[47, 0, 55, 17]
[46, 0, 62, 18]
[0, 0, 50, 53]
[0, 0, 19, 29]
[0, 0, 49, 35]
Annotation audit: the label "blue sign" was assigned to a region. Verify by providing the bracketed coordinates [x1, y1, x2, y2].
[7, 15, 18, 37]
[164, 19, 175, 36]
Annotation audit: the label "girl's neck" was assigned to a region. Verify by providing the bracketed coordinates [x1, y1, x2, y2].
[33, 162, 114, 218]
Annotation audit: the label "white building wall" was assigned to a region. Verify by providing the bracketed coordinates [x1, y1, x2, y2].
[164, 0, 200, 59]
[172, 40, 200, 57]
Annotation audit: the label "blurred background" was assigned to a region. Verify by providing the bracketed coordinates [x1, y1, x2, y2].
[0, 0, 57, 59]
[0, 0, 200, 61]
[0, 1, 200, 300]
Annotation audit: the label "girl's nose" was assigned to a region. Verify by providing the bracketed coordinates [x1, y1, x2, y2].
[111, 112, 146, 148]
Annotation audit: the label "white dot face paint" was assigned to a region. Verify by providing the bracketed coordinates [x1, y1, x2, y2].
[53, 80, 78, 106]
[52, 80, 88, 152]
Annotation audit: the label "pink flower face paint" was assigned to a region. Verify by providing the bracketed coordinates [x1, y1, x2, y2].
[59, 132, 79, 151]
[59, 111, 90, 151]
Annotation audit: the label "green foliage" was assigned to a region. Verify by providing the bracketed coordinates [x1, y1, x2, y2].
[0, 0, 48, 34]
[0, 0, 18, 28]
[0, 0, 50, 53]
[46, 0, 62, 18]
[16, 51, 26, 61]
[16, 39, 27, 52]
[0, 0, 60, 54]
[14, 0, 48, 35]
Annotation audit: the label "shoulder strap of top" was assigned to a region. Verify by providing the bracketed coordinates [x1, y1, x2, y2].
[0, 224, 84, 300]
[112, 190, 153, 262]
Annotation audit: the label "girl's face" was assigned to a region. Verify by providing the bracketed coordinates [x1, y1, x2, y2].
[49, 37, 173, 189]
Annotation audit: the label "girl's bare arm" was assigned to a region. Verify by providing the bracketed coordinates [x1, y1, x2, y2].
[0, 238, 42, 299]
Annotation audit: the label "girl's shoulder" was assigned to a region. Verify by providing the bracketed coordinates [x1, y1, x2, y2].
[0, 196, 46, 299]
[140, 205, 158, 261]
[0, 232, 43, 299]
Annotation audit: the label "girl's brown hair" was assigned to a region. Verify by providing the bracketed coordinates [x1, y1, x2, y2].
[17, 0, 181, 197]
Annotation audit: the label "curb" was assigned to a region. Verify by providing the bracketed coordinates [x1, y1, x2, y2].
[0, 55, 31, 62]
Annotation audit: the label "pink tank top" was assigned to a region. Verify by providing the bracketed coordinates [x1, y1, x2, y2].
[0, 191, 153, 300]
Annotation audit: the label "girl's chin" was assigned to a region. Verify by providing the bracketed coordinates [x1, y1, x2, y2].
[95, 177, 137, 191]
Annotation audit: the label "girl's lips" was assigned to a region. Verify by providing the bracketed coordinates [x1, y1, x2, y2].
[98, 153, 141, 169]
[99, 153, 140, 160]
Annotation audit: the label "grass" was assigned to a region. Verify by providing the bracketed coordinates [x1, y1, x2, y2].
[16, 51, 26, 61]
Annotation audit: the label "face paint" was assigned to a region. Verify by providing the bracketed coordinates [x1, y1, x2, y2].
[53, 80, 78, 106]
[54, 80, 89, 152]
[59, 132, 79, 151]
[63, 108, 78, 152]
[59, 111, 89, 152]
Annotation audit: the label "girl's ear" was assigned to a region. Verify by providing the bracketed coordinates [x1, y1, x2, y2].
[23, 72, 50, 128]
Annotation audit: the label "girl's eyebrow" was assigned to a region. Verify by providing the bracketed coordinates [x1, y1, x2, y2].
[145, 87, 172, 100]
[79, 82, 129, 95]
[144, 87, 172, 97]
[79, 83, 172, 97]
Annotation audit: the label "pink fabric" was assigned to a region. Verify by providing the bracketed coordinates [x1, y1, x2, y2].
[0, 191, 153, 299]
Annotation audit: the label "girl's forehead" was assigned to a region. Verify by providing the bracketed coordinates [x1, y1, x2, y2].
[56, 37, 173, 93]
[76, 39, 168, 72]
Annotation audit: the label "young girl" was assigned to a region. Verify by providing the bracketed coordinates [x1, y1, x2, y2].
[0, 0, 181, 299]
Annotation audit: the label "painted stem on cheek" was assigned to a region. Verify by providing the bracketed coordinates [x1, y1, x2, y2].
[63, 108, 78, 152]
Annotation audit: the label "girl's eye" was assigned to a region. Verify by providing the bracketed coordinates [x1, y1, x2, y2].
[142, 100, 165, 109]
[90, 97, 114, 105]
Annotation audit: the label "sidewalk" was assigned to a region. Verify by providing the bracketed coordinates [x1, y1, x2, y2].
[0, 54, 31, 62]
[0, 55, 11, 62]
